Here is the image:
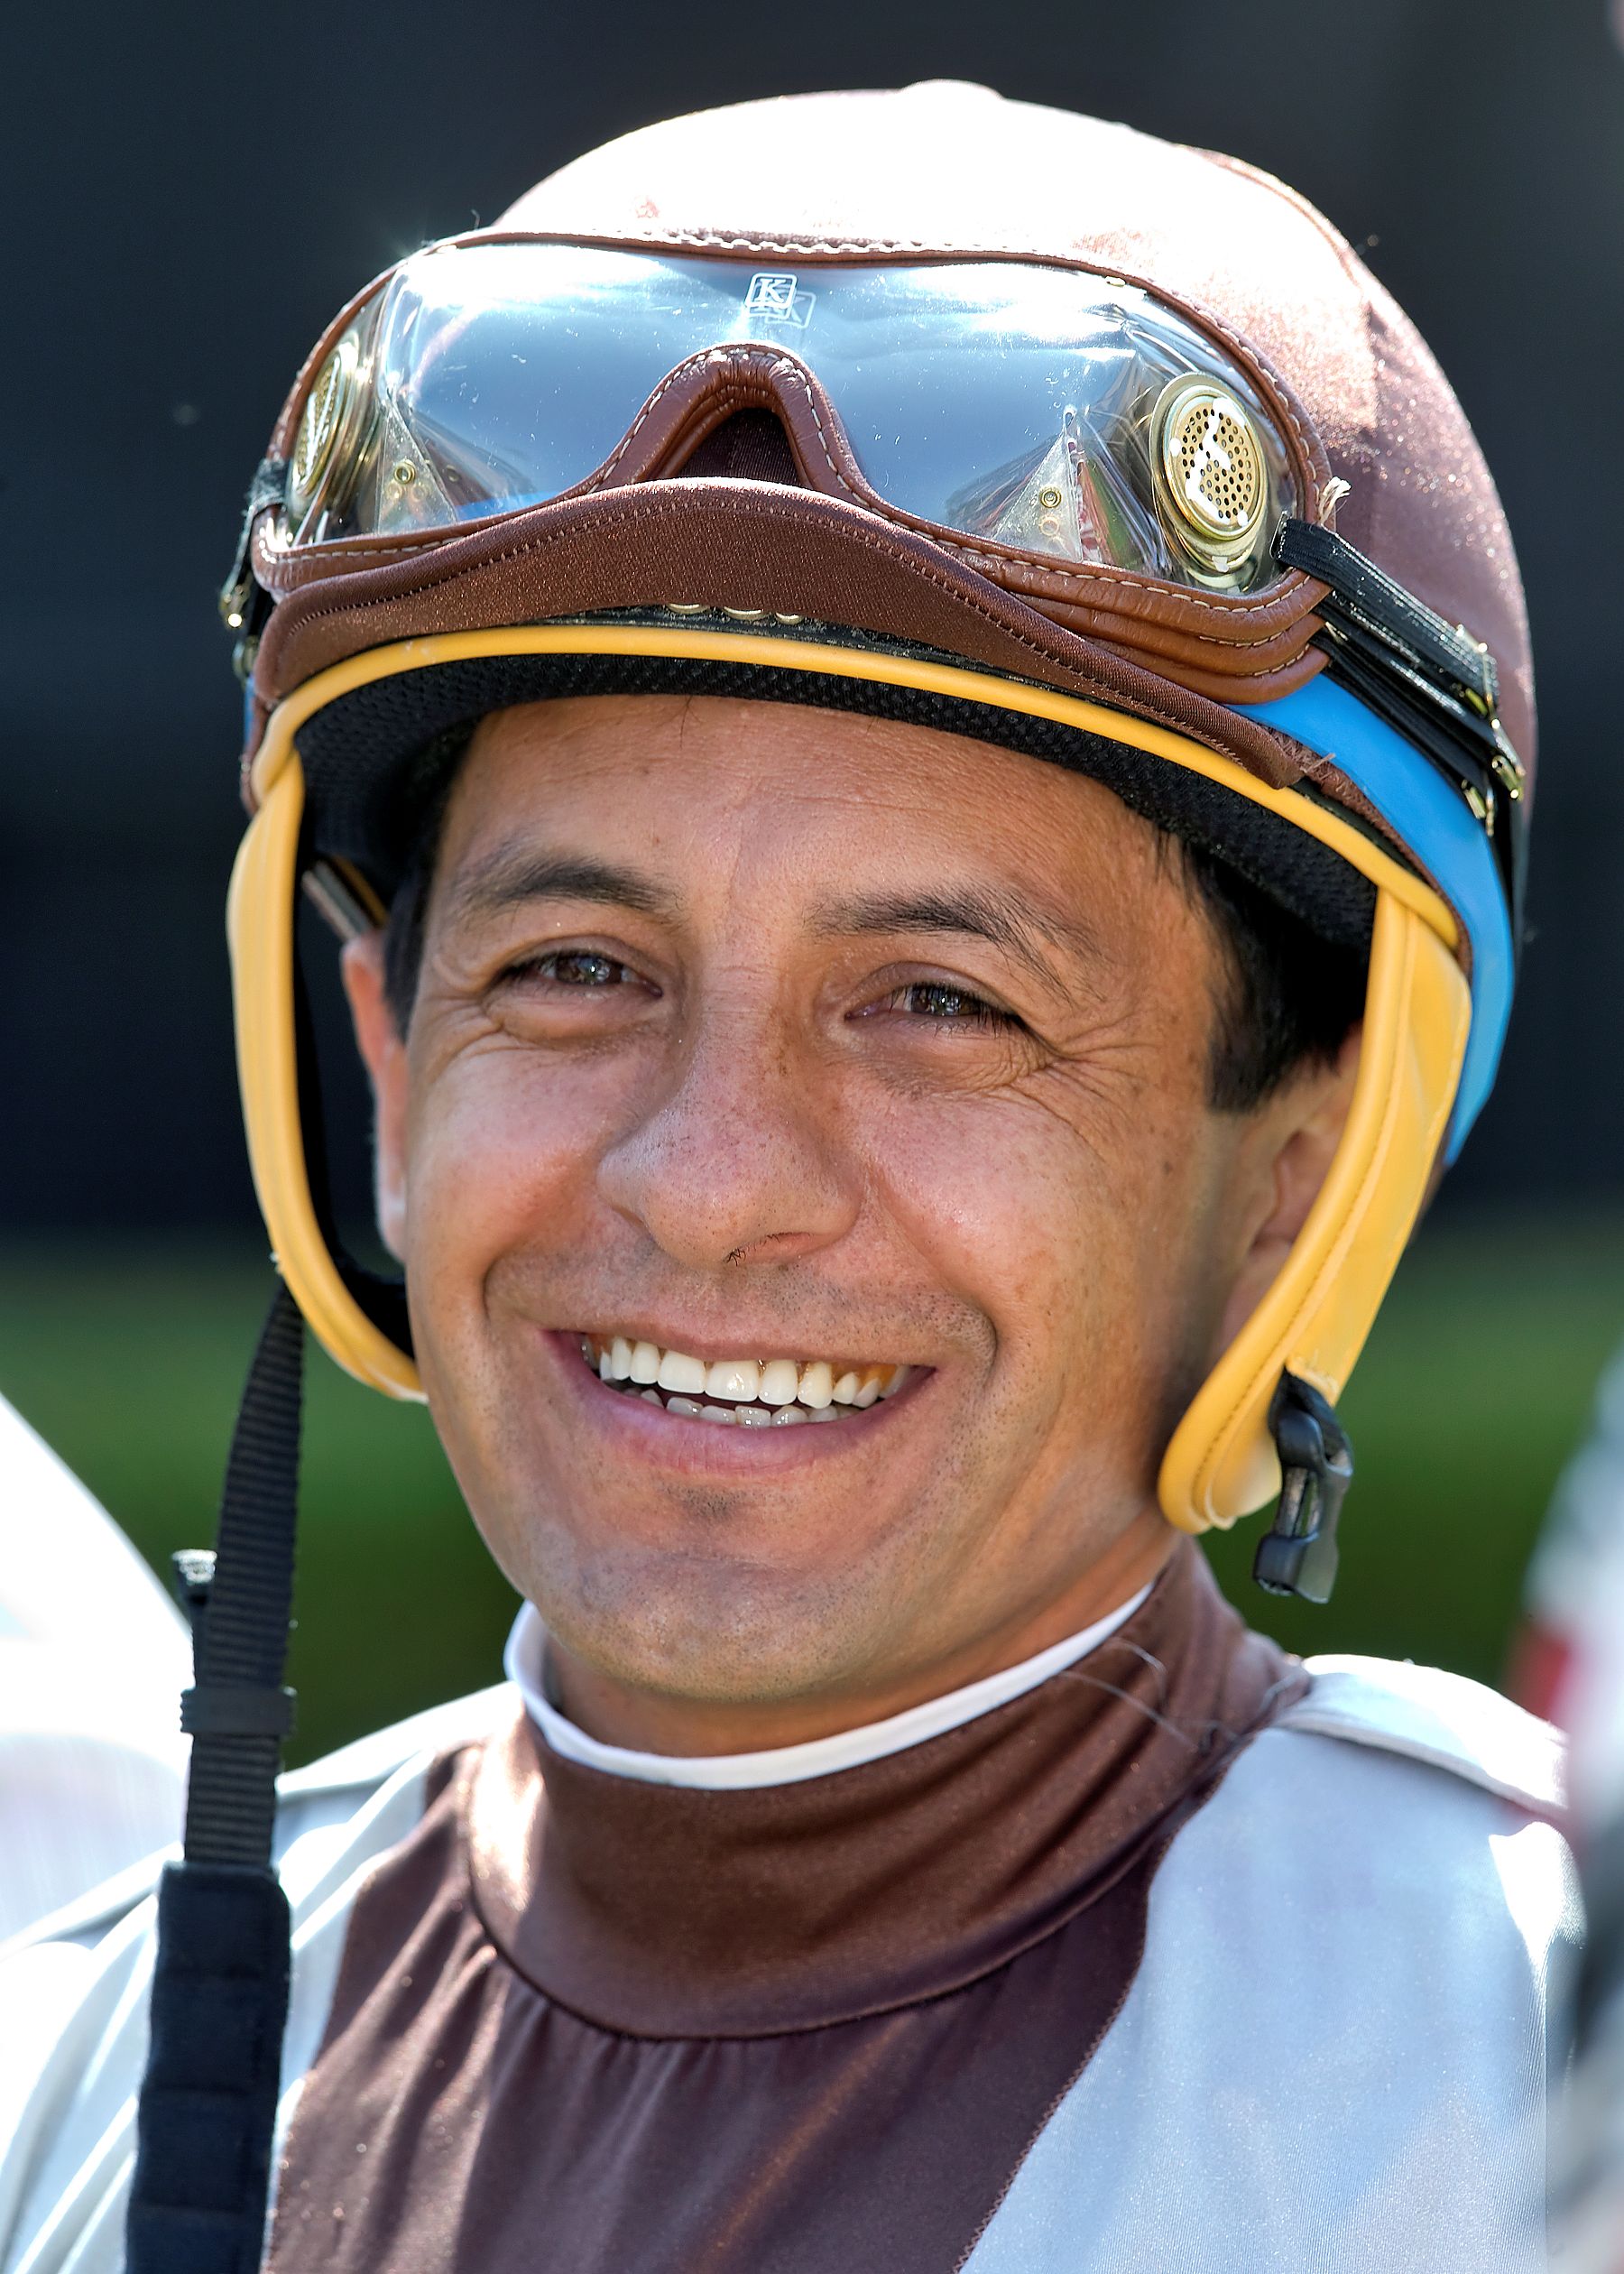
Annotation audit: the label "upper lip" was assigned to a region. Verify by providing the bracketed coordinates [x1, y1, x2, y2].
[560, 1325, 919, 1367]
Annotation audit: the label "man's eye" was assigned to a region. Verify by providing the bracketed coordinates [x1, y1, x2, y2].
[528, 949, 632, 987]
[887, 982, 1014, 1029]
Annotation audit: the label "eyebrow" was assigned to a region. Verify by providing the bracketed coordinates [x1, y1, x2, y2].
[436, 855, 1101, 983]
[812, 885, 1102, 984]
[438, 848, 678, 929]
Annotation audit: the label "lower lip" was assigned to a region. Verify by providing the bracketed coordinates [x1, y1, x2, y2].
[543, 1333, 925, 1475]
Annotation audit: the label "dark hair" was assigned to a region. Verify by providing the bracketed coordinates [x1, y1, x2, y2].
[1177, 842, 1364, 1109]
[380, 723, 1363, 1112]
[381, 727, 471, 1049]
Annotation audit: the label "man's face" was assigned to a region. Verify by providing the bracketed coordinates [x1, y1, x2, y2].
[348, 696, 1326, 1735]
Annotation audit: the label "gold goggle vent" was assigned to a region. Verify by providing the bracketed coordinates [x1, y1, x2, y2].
[1151, 376, 1268, 580]
[286, 329, 371, 535]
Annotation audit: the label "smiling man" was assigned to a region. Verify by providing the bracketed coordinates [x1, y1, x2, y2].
[0, 85, 1574, 2274]
[345, 693, 1352, 1752]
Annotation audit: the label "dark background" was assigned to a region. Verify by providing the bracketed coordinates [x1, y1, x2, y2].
[3, 3, 1623, 1752]
[3, 0, 1623, 1234]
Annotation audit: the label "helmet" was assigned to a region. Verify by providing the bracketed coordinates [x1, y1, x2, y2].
[219, 82, 1533, 1580]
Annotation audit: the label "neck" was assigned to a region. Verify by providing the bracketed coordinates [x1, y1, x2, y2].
[547, 1503, 1175, 1757]
[472, 1539, 1300, 2040]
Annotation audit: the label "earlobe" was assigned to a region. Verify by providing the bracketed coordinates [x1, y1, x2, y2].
[1216, 1025, 1363, 1355]
[340, 933, 411, 1262]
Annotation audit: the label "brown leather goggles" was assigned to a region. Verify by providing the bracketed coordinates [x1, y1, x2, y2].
[269, 244, 1301, 593]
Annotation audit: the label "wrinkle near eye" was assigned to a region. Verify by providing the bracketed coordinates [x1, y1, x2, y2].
[1004, 1016, 1195, 1154]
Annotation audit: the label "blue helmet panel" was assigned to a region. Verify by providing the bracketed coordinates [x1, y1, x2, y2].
[1234, 677, 1515, 1157]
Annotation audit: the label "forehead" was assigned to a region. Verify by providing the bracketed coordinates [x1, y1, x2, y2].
[435, 694, 1170, 923]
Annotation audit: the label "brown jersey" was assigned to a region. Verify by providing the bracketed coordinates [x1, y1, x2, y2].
[264, 1545, 1296, 2272]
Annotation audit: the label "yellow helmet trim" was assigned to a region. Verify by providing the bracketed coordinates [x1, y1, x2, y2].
[227, 623, 1469, 1530]
[226, 751, 425, 1403]
[1158, 889, 1467, 1527]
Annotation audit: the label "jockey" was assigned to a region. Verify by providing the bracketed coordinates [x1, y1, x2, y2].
[0, 83, 1574, 2274]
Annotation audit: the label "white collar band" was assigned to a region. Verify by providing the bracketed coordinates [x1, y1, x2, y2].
[504, 1582, 1154, 1791]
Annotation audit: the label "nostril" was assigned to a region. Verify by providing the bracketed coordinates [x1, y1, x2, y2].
[672, 410, 804, 486]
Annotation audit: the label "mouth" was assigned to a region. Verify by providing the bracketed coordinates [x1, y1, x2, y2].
[577, 1334, 913, 1428]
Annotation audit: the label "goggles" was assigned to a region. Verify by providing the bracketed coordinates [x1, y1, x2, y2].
[277, 244, 1297, 592]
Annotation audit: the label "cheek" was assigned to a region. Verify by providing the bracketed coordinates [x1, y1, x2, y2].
[869, 1078, 1219, 1435]
[402, 1041, 621, 1323]
[864, 1094, 1130, 1362]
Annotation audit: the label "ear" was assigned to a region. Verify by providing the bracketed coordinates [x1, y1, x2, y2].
[340, 933, 410, 1262]
[1215, 1024, 1363, 1355]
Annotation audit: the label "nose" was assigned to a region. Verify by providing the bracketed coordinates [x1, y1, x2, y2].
[595, 995, 858, 1272]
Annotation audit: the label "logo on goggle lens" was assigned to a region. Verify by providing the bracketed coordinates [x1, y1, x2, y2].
[743, 272, 817, 330]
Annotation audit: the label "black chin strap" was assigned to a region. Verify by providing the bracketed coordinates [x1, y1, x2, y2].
[1253, 1372, 1353, 1605]
[126, 1282, 305, 2274]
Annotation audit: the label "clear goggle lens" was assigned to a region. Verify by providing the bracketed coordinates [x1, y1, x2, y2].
[282, 245, 1296, 593]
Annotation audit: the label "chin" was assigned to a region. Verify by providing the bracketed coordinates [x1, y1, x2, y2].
[531, 1530, 900, 1712]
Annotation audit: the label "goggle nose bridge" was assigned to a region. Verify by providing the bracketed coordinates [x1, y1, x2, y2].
[588, 340, 864, 504]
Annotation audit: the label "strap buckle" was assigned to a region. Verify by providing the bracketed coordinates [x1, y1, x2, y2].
[1253, 1372, 1353, 1604]
[218, 454, 287, 684]
[1275, 515, 1527, 948]
[180, 1682, 297, 1738]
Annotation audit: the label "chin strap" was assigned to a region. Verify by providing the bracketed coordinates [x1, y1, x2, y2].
[1252, 1373, 1353, 1605]
[126, 1282, 304, 2274]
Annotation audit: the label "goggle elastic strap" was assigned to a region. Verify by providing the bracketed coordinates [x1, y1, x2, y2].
[1277, 517, 1527, 949]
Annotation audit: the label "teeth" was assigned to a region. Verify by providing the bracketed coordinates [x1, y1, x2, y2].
[759, 1359, 801, 1408]
[706, 1358, 760, 1401]
[623, 1387, 852, 1426]
[657, 1349, 707, 1395]
[585, 1336, 911, 1423]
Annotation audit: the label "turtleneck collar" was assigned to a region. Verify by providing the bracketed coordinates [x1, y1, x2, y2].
[466, 1541, 1302, 2038]
[504, 1581, 1152, 1789]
